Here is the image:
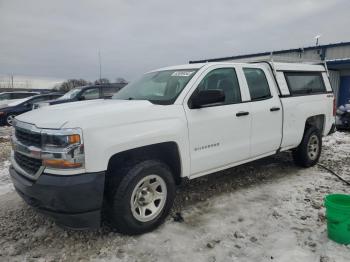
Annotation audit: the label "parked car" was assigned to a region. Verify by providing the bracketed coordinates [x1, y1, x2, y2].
[0, 93, 62, 126]
[0, 91, 39, 106]
[33, 84, 126, 109]
[9, 62, 335, 234]
[336, 104, 350, 130]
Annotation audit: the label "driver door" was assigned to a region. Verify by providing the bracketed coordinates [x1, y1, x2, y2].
[185, 66, 251, 176]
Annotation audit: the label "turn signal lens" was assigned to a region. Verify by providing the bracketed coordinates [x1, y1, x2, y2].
[69, 134, 81, 144]
[43, 159, 82, 169]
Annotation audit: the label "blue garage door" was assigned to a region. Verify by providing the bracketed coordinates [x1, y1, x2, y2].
[338, 76, 350, 106]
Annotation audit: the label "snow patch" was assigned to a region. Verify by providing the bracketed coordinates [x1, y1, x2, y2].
[0, 160, 13, 195]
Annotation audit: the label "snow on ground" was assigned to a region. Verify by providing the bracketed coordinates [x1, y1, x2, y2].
[0, 160, 13, 196]
[0, 125, 11, 140]
[323, 131, 350, 157]
[0, 127, 13, 195]
[0, 128, 349, 261]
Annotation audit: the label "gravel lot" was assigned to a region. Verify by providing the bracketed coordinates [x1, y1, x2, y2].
[0, 127, 349, 261]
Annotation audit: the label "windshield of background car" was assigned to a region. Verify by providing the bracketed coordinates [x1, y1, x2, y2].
[0, 93, 10, 100]
[58, 88, 82, 100]
[112, 69, 198, 105]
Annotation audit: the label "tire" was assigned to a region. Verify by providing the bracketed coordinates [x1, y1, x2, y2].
[6, 114, 16, 126]
[107, 159, 176, 235]
[292, 126, 322, 167]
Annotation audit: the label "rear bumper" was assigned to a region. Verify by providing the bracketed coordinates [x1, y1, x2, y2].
[9, 165, 105, 229]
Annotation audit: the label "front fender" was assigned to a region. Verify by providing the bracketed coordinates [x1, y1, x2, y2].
[83, 117, 190, 178]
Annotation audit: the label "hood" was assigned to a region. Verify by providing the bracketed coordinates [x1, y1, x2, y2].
[0, 98, 25, 107]
[15, 99, 169, 129]
[0, 98, 27, 109]
[0, 100, 10, 106]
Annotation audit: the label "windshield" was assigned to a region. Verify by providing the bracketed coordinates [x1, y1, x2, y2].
[58, 88, 82, 100]
[113, 69, 198, 105]
[0, 93, 10, 100]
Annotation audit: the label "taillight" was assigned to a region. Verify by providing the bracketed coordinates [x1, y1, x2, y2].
[333, 98, 336, 116]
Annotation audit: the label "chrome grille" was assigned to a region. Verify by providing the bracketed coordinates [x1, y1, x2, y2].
[14, 152, 42, 176]
[15, 127, 41, 147]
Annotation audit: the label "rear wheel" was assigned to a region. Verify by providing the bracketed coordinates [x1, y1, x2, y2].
[292, 126, 322, 167]
[107, 160, 176, 235]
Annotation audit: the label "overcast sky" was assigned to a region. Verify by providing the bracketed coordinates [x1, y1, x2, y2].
[0, 0, 349, 87]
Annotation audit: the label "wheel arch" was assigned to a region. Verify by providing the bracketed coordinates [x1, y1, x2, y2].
[106, 142, 183, 185]
[305, 114, 325, 135]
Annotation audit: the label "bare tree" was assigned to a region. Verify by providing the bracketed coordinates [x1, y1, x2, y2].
[94, 78, 110, 85]
[58, 79, 90, 92]
[116, 77, 128, 84]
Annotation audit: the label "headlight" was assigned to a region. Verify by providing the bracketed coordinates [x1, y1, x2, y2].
[41, 129, 85, 169]
[42, 133, 81, 148]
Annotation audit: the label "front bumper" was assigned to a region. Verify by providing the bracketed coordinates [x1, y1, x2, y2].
[0, 114, 7, 126]
[9, 165, 105, 229]
[328, 123, 337, 135]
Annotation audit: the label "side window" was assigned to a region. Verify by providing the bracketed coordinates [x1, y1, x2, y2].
[102, 87, 120, 98]
[50, 95, 61, 100]
[243, 68, 271, 100]
[27, 96, 49, 105]
[11, 93, 22, 99]
[195, 68, 241, 105]
[284, 72, 326, 95]
[81, 88, 100, 100]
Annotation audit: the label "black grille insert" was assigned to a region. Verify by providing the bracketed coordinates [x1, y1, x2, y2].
[15, 128, 41, 147]
[14, 152, 42, 175]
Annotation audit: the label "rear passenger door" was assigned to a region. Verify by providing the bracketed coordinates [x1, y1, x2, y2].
[242, 66, 283, 157]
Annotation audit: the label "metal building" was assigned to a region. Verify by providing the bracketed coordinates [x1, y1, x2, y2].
[190, 41, 350, 106]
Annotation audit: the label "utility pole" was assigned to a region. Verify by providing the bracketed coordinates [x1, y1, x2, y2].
[9, 74, 14, 88]
[98, 50, 102, 83]
[315, 35, 321, 46]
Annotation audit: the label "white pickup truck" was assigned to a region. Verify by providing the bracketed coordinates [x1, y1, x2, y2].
[9, 62, 335, 234]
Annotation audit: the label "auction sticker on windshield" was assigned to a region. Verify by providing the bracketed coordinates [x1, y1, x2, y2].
[171, 71, 195, 77]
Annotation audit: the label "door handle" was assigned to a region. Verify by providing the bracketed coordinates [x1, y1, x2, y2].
[270, 107, 280, 112]
[236, 111, 249, 117]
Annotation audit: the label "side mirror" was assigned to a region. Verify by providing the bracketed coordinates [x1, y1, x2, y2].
[191, 89, 225, 109]
[78, 96, 85, 101]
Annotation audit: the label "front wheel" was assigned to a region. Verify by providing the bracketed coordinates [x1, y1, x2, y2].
[292, 126, 322, 167]
[6, 114, 16, 126]
[107, 160, 176, 235]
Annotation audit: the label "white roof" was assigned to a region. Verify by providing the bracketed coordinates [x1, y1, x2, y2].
[271, 62, 326, 72]
[148, 63, 206, 73]
[148, 61, 326, 73]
